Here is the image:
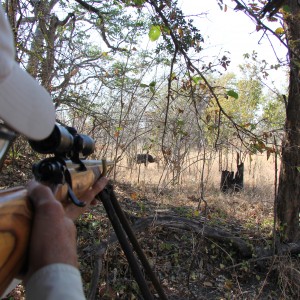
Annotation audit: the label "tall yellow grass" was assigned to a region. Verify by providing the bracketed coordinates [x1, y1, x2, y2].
[114, 151, 278, 223]
[116, 152, 276, 192]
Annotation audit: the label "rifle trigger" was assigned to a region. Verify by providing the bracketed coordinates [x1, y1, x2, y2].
[67, 185, 86, 207]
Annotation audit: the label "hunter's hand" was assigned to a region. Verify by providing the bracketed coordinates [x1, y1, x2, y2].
[25, 181, 78, 281]
[25, 177, 108, 280]
[64, 176, 108, 220]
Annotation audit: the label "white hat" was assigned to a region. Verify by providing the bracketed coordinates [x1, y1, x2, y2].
[0, 6, 55, 140]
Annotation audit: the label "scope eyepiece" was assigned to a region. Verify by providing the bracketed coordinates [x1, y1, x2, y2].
[29, 124, 95, 159]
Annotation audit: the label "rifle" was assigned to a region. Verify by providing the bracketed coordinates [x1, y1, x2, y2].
[0, 124, 112, 295]
[0, 124, 168, 299]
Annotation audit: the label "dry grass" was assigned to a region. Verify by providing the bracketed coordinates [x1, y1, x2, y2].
[114, 152, 279, 251]
[98, 151, 291, 299]
[114, 151, 277, 223]
[4, 150, 294, 299]
[101, 152, 300, 299]
[278, 256, 300, 298]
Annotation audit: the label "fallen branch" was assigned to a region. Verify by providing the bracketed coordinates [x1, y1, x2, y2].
[88, 213, 300, 298]
[95, 214, 253, 258]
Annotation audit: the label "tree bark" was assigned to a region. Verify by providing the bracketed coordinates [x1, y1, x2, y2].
[276, 1, 300, 242]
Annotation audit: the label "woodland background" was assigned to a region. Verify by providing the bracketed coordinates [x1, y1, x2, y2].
[1, 0, 300, 299]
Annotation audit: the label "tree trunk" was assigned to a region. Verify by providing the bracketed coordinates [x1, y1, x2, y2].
[277, 1, 300, 242]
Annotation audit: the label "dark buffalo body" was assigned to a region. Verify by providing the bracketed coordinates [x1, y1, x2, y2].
[136, 154, 155, 166]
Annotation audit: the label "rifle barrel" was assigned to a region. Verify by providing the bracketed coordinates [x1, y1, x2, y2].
[65, 159, 114, 169]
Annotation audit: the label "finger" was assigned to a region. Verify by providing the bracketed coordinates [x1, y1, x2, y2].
[27, 181, 53, 205]
[90, 199, 97, 205]
[79, 177, 108, 207]
[27, 180, 64, 216]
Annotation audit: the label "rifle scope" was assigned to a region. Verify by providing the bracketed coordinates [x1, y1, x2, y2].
[29, 124, 95, 158]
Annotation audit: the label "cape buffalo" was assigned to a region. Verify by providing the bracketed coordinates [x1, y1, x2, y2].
[136, 153, 156, 166]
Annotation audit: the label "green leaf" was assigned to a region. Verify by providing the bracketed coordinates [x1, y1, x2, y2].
[296, 167, 300, 173]
[171, 72, 177, 80]
[193, 210, 200, 217]
[133, 0, 146, 5]
[148, 25, 161, 41]
[140, 83, 148, 88]
[177, 119, 184, 126]
[192, 76, 201, 84]
[275, 27, 284, 35]
[161, 25, 171, 35]
[282, 5, 291, 13]
[227, 90, 239, 99]
[149, 81, 156, 87]
[150, 86, 155, 94]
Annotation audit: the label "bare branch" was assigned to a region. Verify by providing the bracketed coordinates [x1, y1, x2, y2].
[74, 0, 127, 52]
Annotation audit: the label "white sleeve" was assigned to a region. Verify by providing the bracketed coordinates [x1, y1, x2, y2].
[25, 264, 86, 300]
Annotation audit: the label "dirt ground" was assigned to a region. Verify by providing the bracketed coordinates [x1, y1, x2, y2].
[1, 152, 300, 299]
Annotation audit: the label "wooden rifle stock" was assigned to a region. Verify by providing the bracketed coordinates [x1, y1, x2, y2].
[0, 160, 110, 296]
